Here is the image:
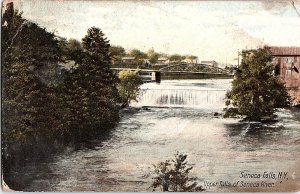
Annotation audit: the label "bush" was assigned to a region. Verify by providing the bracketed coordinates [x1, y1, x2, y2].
[118, 70, 143, 108]
[151, 152, 205, 192]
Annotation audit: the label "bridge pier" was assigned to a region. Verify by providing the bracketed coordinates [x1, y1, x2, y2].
[151, 71, 161, 83]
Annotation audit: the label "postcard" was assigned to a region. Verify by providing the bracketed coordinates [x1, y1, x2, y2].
[1, 0, 300, 192]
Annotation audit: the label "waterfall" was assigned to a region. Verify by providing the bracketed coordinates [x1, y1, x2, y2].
[135, 88, 227, 108]
[132, 80, 231, 108]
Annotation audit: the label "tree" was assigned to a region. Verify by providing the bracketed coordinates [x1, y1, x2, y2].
[185, 55, 198, 63]
[118, 70, 143, 108]
[66, 39, 83, 61]
[151, 152, 205, 192]
[57, 38, 84, 65]
[147, 48, 159, 64]
[2, 7, 63, 143]
[109, 45, 126, 63]
[129, 49, 147, 65]
[224, 65, 234, 74]
[1, 5, 65, 188]
[224, 47, 291, 121]
[61, 27, 119, 139]
[169, 54, 183, 62]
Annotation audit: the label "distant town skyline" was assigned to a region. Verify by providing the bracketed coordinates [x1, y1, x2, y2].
[8, 0, 300, 64]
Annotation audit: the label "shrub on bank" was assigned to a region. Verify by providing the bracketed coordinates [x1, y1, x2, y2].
[151, 152, 205, 192]
[118, 70, 143, 108]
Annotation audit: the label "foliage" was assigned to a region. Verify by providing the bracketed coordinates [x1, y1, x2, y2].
[109, 45, 126, 64]
[61, 27, 120, 139]
[118, 70, 143, 107]
[169, 54, 184, 62]
[2, 3, 122, 188]
[2, 8, 63, 144]
[66, 39, 83, 63]
[1, 6, 67, 188]
[224, 65, 235, 74]
[129, 49, 147, 65]
[151, 152, 205, 192]
[57, 38, 83, 65]
[185, 55, 197, 60]
[184, 55, 198, 63]
[147, 48, 160, 64]
[224, 47, 291, 121]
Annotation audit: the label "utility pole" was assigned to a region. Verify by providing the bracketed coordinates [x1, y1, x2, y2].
[237, 49, 240, 68]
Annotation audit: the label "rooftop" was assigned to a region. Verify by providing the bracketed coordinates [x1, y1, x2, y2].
[201, 60, 218, 64]
[268, 46, 300, 56]
[122, 57, 135, 60]
[158, 57, 169, 61]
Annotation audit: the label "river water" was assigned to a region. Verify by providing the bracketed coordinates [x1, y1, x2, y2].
[23, 79, 300, 192]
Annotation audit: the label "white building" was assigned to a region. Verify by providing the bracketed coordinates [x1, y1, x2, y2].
[156, 57, 170, 65]
[201, 60, 219, 68]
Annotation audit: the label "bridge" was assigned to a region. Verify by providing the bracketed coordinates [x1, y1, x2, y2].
[112, 63, 233, 82]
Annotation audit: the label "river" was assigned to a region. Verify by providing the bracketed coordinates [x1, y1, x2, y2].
[22, 79, 300, 192]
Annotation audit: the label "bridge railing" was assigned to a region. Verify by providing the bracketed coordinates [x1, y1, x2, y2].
[111, 63, 232, 76]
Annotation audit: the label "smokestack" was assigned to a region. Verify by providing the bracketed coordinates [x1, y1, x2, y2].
[6, 2, 14, 17]
[2, 2, 14, 26]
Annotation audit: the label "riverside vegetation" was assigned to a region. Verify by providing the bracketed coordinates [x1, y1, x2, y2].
[224, 47, 291, 121]
[151, 152, 205, 192]
[118, 70, 143, 108]
[1, 7, 125, 189]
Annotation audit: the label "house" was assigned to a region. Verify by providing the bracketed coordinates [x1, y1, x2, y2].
[182, 57, 198, 63]
[156, 57, 170, 65]
[268, 46, 300, 105]
[201, 60, 219, 68]
[111, 56, 121, 65]
[121, 57, 136, 65]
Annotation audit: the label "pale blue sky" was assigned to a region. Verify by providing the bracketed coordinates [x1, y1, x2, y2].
[8, 0, 300, 64]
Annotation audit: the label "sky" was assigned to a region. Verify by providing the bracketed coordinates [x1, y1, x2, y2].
[6, 0, 300, 65]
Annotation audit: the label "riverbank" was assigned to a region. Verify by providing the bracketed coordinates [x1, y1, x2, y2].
[2, 122, 118, 191]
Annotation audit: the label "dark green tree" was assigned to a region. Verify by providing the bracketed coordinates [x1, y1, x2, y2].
[109, 45, 126, 65]
[2, 5, 65, 188]
[57, 38, 84, 65]
[151, 152, 205, 192]
[66, 38, 83, 63]
[61, 27, 119, 139]
[2, 7, 63, 144]
[129, 49, 147, 66]
[225, 47, 290, 121]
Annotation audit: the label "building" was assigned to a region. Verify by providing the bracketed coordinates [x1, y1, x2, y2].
[121, 57, 136, 65]
[269, 46, 300, 105]
[201, 60, 219, 68]
[156, 57, 170, 65]
[111, 56, 121, 65]
[182, 57, 198, 63]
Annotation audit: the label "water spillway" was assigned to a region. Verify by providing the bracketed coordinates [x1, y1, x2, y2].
[137, 88, 226, 108]
[133, 79, 232, 108]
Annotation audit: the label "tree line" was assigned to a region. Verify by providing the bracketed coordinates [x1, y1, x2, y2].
[110, 45, 198, 66]
[2, 5, 139, 189]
